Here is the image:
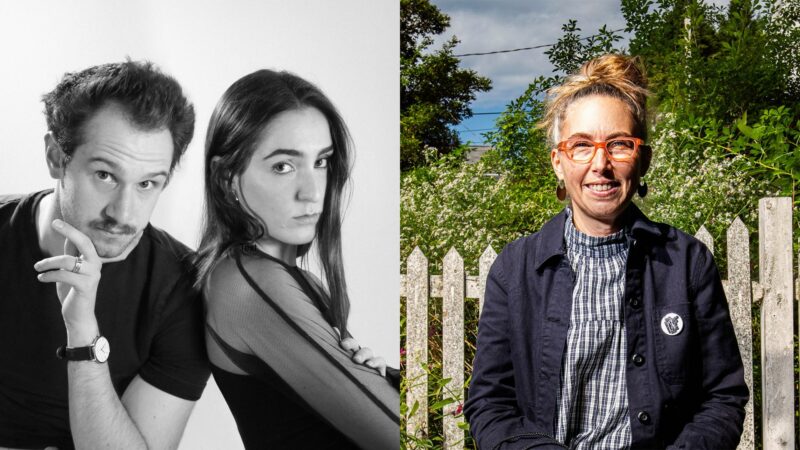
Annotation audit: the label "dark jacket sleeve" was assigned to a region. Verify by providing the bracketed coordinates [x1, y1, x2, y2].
[669, 246, 749, 449]
[465, 250, 565, 450]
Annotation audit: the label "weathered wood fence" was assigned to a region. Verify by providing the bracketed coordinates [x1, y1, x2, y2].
[401, 198, 799, 450]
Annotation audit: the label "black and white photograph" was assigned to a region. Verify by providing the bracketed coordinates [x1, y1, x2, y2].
[0, 1, 399, 448]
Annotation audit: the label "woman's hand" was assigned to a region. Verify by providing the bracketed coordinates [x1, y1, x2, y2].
[340, 337, 386, 376]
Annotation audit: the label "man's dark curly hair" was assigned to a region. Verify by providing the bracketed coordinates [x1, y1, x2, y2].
[42, 60, 195, 172]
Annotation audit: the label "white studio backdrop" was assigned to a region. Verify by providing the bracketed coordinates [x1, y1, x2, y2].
[0, 1, 399, 448]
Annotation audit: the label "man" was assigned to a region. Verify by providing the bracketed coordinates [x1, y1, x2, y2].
[0, 61, 209, 449]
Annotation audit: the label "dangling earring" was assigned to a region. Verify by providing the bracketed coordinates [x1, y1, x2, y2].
[231, 189, 240, 203]
[556, 179, 566, 201]
[637, 181, 648, 198]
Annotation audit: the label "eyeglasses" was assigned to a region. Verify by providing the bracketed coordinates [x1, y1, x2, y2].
[557, 137, 646, 163]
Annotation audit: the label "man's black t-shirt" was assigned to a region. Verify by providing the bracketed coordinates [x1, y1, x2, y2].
[0, 190, 210, 449]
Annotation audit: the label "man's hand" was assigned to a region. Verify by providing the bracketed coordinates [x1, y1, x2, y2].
[34, 219, 102, 346]
[340, 337, 387, 377]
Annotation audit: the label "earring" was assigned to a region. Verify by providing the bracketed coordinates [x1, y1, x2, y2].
[231, 189, 240, 203]
[637, 181, 648, 198]
[556, 179, 566, 201]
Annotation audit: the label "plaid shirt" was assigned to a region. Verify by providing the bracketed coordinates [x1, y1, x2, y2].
[555, 210, 632, 449]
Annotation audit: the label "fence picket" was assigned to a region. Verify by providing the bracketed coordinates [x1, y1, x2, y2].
[695, 225, 713, 254]
[727, 218, 754, 450]
[478, 246, 497, 315]
[759, 198, 794, 450]
[406, 247, 429, 439]
[442, 248, 465, 449]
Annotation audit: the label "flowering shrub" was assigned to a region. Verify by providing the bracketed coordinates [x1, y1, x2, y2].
[644, 108, 800, 267]
[401, 148, 562, 273]
[642, 113, 774, 268]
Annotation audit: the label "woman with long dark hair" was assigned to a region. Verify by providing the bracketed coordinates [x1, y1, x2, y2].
[196, 69, 399, 449]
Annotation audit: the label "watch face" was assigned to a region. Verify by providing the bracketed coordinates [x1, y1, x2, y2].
[94, 336, 110, 363]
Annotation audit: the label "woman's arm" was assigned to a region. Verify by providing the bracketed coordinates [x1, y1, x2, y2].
[465, 254, 565, 450]
[669, 248, 748, 449]
[207, 256, 399, 449]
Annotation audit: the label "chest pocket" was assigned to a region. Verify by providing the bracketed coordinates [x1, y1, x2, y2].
[653, 302, 696, 384]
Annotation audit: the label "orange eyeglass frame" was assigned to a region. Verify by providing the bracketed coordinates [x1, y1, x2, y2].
[556, 136, 648, 163]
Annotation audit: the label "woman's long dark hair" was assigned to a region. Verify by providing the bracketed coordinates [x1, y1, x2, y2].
[196, 69, 352, 335]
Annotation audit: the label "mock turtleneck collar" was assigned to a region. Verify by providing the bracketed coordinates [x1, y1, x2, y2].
[564, 207, 627, 258]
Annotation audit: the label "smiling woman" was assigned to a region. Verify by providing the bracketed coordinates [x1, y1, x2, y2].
[550, 94, 648, 236]
[465, 54, 748, 450]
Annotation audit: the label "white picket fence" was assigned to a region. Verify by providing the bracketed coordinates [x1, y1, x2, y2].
[401, 198, 799, 450]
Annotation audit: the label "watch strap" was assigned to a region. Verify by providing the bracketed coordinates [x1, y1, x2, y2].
[56, 336, 105, 362]
[57, 345, 95, 361]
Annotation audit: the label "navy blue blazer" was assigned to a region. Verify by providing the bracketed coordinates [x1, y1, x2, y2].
[464, 205, 748, 449]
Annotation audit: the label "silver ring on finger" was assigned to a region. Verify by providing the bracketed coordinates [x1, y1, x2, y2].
[71, 256, 83, 274]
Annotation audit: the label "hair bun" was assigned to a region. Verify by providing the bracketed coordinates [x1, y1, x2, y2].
[581, 54, 647, 91]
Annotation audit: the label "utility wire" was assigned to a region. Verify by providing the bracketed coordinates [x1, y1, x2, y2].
[454, 28, 626, 57]
[458, 127, 496, 132]
[456, 43, 553, 57]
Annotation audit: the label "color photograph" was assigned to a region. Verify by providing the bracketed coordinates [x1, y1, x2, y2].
[401, 0, 799, 448]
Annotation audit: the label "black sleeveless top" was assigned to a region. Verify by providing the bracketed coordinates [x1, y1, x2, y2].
[210, 365, 358, 449]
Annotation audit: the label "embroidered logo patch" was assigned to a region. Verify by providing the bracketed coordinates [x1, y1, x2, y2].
[660, 313, 683, 336]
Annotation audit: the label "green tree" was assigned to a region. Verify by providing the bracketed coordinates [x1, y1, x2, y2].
[400, 0, 491, 169]
[622, 0, 798, 121]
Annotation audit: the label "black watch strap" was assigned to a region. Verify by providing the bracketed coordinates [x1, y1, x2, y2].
[56, 345, 94, 361]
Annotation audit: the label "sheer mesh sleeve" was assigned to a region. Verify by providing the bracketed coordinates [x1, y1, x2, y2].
[205, 252, 399, 449]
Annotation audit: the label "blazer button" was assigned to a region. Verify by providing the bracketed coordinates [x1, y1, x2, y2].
[629, 296, 641, 308]
[632, 353, 645, 366]
[637, 411, 651, 424]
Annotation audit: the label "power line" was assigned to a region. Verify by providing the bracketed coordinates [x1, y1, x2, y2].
[458, 127, 496, 132]
[456, 43, 553, 57]
[454, 28, 626, 57]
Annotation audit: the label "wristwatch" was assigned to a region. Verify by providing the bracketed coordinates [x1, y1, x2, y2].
[56, 336, 110, 363]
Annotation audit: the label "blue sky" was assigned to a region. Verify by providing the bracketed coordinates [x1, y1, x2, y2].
[432, 0, 729, 145]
